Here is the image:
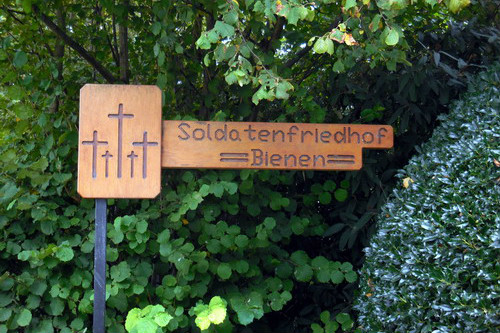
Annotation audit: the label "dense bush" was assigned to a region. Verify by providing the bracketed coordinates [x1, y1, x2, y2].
[356, 66, 500, 332]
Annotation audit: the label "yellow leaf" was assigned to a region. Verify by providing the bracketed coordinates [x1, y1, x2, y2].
[448, 0, 470, 13]
[344, 33, 358, 46]
[402, 177, 414, 188]
[182, 218, 189, 225]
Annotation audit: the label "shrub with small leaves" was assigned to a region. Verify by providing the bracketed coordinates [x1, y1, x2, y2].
[356, 65, 500, 332]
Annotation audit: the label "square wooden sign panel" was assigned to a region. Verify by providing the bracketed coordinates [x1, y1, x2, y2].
[78, 84, 162, 198]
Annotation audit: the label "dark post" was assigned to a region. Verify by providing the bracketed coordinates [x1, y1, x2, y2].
[93, 199, 107, 333]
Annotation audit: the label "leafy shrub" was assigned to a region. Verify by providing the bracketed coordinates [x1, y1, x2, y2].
[356, 65, 500, 332]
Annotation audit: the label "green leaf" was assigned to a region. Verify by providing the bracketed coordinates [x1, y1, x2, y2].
[311, 323, 324, 333]
[313, 38, 328, 54]
[330, 270, 344, 284]
[286, 7, 302, 25]
[0, 308, 11, 322]
[195, 33, 212, 50]
[385, 29, 399, 46]
[208, 296, 227, 325]
[17, 309, 31, 327]
[345, 270, 357, 282]
[13, 51, 28, 68]
[235, 234, 249, 248]
[195, 310, 211, 331]
[30, 280, 47, 296]
[154, 312, 173, 327]
[291, 250, 309, 265]
[275, 81, 293, 99]
[344, 0, 357, 10]
[332, 59, 345, 73]
[214, 21, 235, 38]
[294, 264, 313, 282]
[49, 298, 64, 316]
[334, 188, 348, 202]
[70, 318, 84, 330]
[151, 22, 161, 35]
[111, 261, 131, 282]
[22, 0, 32, 13]
[223, 10, 239, 25]
[56, 246, 74, 262]
[320, 311, 330, 324]
[335, 312, 351, 324]
[217, 263, 232, 280]
[319, 192, 332, 204]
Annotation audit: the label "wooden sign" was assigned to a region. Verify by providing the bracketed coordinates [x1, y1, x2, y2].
[78, 84, 162, 198]
[162, 121, 393, 170]
[78, 85, 394, 198]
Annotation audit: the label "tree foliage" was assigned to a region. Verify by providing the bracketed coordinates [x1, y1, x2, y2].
[0, 0, 498, 332]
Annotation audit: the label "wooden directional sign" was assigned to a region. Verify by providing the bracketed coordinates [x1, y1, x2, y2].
[162, 121, 393, 170]
[78, 84, 162, 198]
[78, 85, 393, 199]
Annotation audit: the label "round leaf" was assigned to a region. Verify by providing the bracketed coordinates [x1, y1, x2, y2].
[17, 309, 32, 327]
[217, 263, 232, 280]
[385, 29, 399, 46]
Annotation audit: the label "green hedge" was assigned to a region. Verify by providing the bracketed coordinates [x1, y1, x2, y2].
[356, 66, 500, 332]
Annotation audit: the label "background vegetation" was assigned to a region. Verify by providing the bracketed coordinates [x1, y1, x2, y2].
[0, 0, 498, 332]
[357, 65, 500, 333]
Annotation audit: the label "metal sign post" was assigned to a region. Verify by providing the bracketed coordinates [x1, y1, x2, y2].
[77, 84, 394, 332]
[93, 199, 107, 333]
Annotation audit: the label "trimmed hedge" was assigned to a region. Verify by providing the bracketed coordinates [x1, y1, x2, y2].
[356, 66, 500, 332]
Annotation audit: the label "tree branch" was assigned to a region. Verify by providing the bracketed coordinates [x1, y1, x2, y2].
[33, 5, 117, 83]
[285, 44, 313, 68]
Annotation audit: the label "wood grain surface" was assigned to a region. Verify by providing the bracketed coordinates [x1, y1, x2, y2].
[78, 84, 162, 198]
[162, 121, 393, 170]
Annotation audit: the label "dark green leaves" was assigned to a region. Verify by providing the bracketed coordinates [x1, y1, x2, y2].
[357, 66, 500, 332]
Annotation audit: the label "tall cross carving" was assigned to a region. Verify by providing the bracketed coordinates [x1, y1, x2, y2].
[133, 132, 158, 179]
[82, 131, 108, 178]
[108, 104, 134, 178]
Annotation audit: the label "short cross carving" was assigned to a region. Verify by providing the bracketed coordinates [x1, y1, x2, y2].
[132, 131, 158, 179]
[82, 131, 108, 179]
[108, 104, 134, 179]
[127, 151, 138, 178]
[102, 151, 113, 178]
